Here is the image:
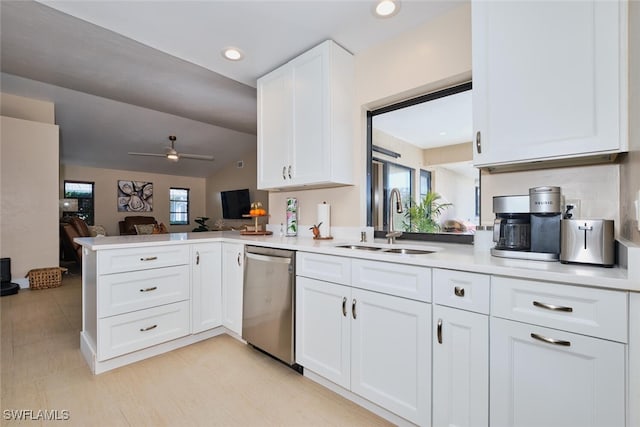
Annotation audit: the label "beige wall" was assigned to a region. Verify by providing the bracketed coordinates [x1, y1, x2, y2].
[1, 115, 59, 280]
[61, 164, 206, 236]
[268, 4, 473, 229]
[480, 164, 621, 229]
[205, 147, 268, 229]
[1, 92, 55, 124]
[620, 0, 640, 243]
[423, 142, 473, 166]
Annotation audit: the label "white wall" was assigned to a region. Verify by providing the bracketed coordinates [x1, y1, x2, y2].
[60, 164, 206, 236]
[620, 0, 640, 243]
[1, 111, 59, 281]
[268, 4, 473, 230]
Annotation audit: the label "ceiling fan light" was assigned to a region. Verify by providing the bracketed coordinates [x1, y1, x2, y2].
[166, 151, 179, 161]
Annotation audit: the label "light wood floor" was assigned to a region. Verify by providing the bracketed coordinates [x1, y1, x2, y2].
[1, 269, 392, 426]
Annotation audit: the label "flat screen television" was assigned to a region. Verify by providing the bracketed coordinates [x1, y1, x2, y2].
[221, 189, 251, 219]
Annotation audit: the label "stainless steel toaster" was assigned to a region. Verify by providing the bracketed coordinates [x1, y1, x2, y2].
[560, 219, 615, 267]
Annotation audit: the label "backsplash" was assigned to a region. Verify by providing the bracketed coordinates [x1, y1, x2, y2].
[480, 163, 620, 231]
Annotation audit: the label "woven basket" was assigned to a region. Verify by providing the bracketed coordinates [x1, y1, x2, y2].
[26, 267, 67, 290]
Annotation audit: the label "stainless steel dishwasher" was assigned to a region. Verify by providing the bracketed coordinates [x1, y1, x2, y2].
[243, 245, 300, 371]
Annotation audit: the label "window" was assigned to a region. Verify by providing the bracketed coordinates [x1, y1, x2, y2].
[63, 181, 95, 225]
[169, 188, 189, 225]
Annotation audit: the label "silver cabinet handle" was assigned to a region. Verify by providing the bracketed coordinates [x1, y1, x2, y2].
[437, 319, 443, 344]
[196, 251, 200, 265]
[454, 286, 465, 297]
[140, 256, 158, 261]
[475, 131, 482, 154]
[139, 286, 157, 292]
[342, 297, 347, 317]
[531, 332, 571, 347]
[352, 299, 357, 319]
[282, 166, 287, 180]
[533, 301, 573, 313]
[139, 324, 158, 332]
[237, 253, 241, 266]
[287, 165, 292, 179]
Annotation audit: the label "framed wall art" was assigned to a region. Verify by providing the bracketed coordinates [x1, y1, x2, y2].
[117, 180, 153, 212]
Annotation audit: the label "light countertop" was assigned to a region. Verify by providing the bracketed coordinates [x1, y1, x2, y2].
[75, 231, 640, 292]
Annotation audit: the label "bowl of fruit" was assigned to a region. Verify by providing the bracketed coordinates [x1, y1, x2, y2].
[249, 202, 267, 216]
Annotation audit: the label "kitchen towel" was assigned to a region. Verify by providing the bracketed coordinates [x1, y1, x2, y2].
[317, 202, 331, 237]
[286, 198, 298, 236]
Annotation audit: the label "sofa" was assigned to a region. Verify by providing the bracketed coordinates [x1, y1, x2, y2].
[118, 216, 157, 235]
[60, 216, 92, 264]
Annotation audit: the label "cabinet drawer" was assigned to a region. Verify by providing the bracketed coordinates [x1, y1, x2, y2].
[297, 252, 351, 285]
[352, 259, 431, 302]
[98, 265, 190, 318]
[491, 277, 627, 342]
[98, 245, 190, 275]
[97, 300, 190, 361]
[433, 269, 490, 314]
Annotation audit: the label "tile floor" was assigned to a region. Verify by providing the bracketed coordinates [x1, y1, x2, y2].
[1, 268, 391, 426]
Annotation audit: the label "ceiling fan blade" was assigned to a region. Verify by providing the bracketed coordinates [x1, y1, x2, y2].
[179, 153, 215, 161]
[128, 152, 166, 157]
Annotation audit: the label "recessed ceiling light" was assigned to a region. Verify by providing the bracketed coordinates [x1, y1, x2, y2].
[375, 0, 400, 18]
[222, 47, 244, 61]
[439, 131, 447, 136]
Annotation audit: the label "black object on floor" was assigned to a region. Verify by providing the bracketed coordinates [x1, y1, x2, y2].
[1, 281, 19, 296]
[1, 257, 20, 296]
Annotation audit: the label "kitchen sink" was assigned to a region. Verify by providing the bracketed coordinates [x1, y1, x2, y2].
[382, 248, 435, 255]
[334, 244, 382, 251]
[334, 243, 437, 255]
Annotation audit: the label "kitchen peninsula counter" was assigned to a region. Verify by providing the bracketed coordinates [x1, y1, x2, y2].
[76, 231, 640, 292]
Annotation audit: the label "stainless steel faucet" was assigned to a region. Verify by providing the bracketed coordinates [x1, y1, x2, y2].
[386, 188, 403, 244]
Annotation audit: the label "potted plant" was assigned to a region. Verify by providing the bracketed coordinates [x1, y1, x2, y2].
[403, 191, 452, 233]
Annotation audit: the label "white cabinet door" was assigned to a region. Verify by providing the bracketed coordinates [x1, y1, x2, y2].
[191, 243, 222, 333]
[295, 276, 351, 389]
[290, 42, 328, 186]
[257, 64, 292, 189]
[350, 288, 431, 427]
[222, 243, 244, 336]
[490, 317, 625, 427]
[472, 0, 626, 167]
[432, 305, 488, 427]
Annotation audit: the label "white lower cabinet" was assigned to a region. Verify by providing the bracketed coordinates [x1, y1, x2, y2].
[296, 277, 351, 388]
[222, 242, 244, 336]
[296, 275, 430, 426]
[490, 317, 625, 427]
[432, 305, 488, 427]
[191, 242, 222, 333]
[350, 287, 430, 426]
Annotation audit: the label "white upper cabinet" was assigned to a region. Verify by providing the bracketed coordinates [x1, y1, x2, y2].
[472, 0, 627, 167]
[257, 40, 354, 190]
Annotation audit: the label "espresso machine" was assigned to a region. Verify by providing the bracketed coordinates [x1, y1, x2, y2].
[491, 186, 562, 261]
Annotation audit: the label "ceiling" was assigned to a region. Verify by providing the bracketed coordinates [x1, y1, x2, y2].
[373, 89, 472, 149]
[0, 0, 464, 178]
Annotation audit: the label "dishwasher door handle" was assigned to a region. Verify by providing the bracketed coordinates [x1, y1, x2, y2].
[245, 252, 292, 265]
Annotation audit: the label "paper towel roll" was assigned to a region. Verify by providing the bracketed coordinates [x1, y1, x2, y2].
[317, 202, 331, 237]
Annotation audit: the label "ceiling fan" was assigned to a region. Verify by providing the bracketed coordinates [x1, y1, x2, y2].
[128, 135, 214, 162]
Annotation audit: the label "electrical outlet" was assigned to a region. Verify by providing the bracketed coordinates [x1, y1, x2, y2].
[565, 199, 581, 218]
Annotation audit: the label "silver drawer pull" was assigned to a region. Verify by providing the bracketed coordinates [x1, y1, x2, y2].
[139, 286, 158, 292]
[139, 324, 158, 332]
[352, 299, 357, 319]
[437, 319, 443, 344]
[531, 332, 571, 347]
[342, 297, 347, 317]
[533, 301, 573, 312]
[454, 286, 465, 297]
[140, 256, 158, 261]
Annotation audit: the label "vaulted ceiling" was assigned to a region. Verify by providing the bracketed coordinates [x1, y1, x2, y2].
[0, 0, 464, 177]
